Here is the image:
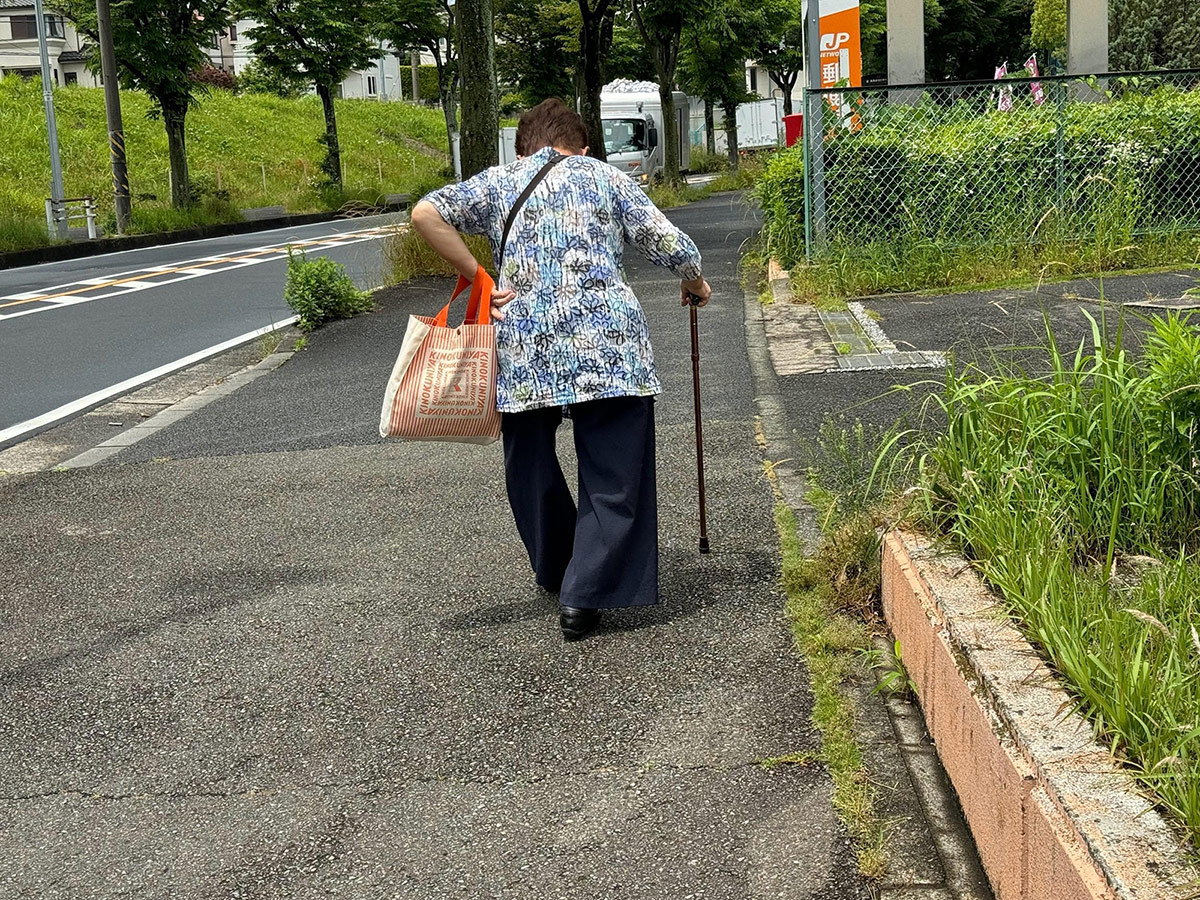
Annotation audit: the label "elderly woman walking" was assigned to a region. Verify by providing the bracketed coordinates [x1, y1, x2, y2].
[411, 98, 710, 642]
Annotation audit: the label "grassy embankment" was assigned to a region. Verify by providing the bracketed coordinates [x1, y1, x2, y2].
[0, 76, 450, 252]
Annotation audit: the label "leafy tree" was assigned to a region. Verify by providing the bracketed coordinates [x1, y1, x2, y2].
[681, 0, 772, 170]
[632, 0, 702, 184]
[59, 0, 232, 208]
[922, 0, 1033, 81]
[750, 0, 803, 115]
[1030, 0, 1066, 64]
[457, 0, 499, 176]
[495, 0, 575, 110]
[858, 0, 888, 79]
[375, 0, 460, 154]
[606, 11, 656, 82]
[1111, 0, 1200, 70]
[236, 0, 380, 188]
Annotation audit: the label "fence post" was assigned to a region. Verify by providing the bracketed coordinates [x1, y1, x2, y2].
[805, 89, 827, 256]
[85, 197, 97, 239]
[1055, 81, 1066, 222]
[45, 198, 55, 239]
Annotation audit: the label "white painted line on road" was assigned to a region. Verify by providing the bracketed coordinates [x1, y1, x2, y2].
[0, 316, 299, 449]
[1, 212, 406, 273]
[0, 224, 398, 323]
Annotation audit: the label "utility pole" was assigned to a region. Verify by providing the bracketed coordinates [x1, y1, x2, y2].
[96, 0, 131, 233]
[411, 48, 420, 103]
[378, 43, 388, 101]
[34, 0, 66, 239]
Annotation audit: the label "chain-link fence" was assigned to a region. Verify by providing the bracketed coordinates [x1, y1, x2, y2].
[800, 69, 1200, 261]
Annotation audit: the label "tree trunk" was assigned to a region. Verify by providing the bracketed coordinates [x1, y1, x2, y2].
[457, 0, 498, 178]
[578, 4, 608, 161]
[722, 99, 739, 171]
[316, 83, 343, 187]
[431, 51, 458, 155]
[162, 100, 190, 209]
[659, 81, 680, 184]
[775, 73, 794, 115]
[703, 97, 715, 154]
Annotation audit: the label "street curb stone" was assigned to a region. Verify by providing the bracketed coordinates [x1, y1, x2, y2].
[58, 348, 295, 469]
[743, 285, 993, 898]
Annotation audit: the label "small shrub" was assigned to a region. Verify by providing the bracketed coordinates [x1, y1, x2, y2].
[283, 249, 372, 331]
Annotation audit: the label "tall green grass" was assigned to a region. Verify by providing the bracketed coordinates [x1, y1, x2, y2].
[0, 76, 450, 251]
[917, 312, 1200, 848]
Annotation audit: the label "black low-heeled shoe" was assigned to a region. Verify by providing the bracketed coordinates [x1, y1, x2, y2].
[559, 606, 600, 642]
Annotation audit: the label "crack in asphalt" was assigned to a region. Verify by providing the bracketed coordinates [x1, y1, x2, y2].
[0, 758, 818, 803]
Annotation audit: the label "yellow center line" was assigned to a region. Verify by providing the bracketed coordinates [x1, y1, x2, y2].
[0, 228, 388, 312]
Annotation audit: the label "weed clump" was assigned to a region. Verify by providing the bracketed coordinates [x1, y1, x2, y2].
[284, 249, 372, 331]
[383, 227, 494, 284]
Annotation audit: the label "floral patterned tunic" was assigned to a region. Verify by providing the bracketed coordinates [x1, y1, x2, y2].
[424, 146, 703, 413]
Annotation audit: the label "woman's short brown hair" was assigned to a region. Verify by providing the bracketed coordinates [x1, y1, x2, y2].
[516, 98, 588, 155]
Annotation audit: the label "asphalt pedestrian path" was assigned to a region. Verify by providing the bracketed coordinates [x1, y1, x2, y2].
[0, 194, 870, 898]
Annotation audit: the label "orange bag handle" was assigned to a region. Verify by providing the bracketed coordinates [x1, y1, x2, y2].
[433, 265, 493, 328]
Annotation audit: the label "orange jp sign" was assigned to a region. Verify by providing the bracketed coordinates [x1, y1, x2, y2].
[810, 0, 862, 88]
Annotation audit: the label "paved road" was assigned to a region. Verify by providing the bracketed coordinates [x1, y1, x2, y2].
[0, 194, 871, 899]
[0, 213, 404, 447]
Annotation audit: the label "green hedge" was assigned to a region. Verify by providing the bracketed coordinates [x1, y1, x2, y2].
[398, 65, 441, 103]
[757, 85, 1200, 268]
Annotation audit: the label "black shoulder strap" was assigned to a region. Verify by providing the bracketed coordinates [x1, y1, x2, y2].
[499, 152, 566, 266]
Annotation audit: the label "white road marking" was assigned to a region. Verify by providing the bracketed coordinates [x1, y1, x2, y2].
[0, 224, 401, 323]
[0, 316, 299, 448]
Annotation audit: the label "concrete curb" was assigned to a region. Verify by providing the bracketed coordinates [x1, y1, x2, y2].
[57, 347, 295, 470]
[881, 531, 1199, 900]
[744, 283, 992, 898]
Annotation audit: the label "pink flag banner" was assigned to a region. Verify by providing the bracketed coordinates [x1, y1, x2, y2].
[1026, 54, 1045, 105]
[994, 63, 1014, 112]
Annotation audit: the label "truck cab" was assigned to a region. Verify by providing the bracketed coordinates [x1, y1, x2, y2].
[602, 114, 659, 182]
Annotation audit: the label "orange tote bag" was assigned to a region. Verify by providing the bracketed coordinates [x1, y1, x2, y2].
[379, 266, 501, 444]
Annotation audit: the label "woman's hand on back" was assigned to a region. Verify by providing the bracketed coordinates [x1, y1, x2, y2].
[680, 276, 712, 308]
[491, 286, 517, 321]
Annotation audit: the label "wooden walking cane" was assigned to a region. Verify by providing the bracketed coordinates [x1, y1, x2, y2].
[687, 293, 711, 553]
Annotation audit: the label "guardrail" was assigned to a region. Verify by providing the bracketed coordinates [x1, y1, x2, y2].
[45, 196, 98, 240]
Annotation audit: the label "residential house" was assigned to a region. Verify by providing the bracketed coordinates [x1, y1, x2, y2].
[0, 0, 98, 85]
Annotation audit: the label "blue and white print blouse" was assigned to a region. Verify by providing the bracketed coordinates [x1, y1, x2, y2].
[424, 146, 703, 413]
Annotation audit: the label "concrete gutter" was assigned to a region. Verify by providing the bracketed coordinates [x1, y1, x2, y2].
[881, 530, 1199, 900]
[0, 199, 408, 271]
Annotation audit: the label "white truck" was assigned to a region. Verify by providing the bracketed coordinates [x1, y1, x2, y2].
[495, 84, 691, 182]
[599, 84, 691, 181]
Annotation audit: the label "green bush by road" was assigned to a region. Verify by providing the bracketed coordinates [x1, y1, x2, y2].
[0, 76, 450, 252]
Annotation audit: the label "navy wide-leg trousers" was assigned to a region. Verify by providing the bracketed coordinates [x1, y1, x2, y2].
[500, 395, 658, 610]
